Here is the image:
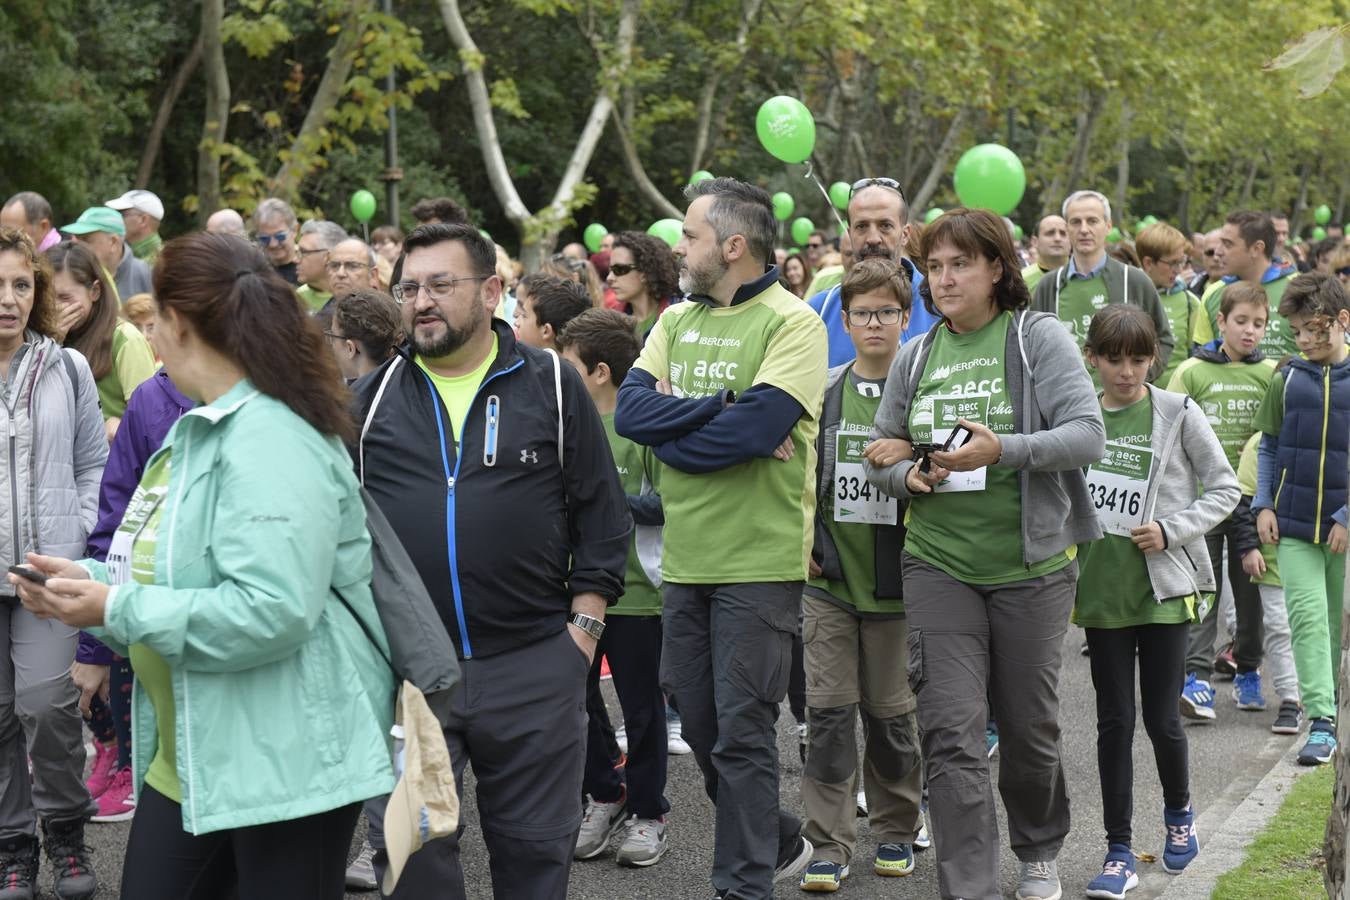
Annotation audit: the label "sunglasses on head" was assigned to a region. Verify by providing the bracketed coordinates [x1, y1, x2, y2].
[609, 263, 637, 277]
[850, 177, 905, 202]
[256, 230, 289, 246]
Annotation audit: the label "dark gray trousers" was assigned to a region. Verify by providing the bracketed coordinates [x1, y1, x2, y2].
[661, 581, 802, 900]
[902, 555, 1077, 900]
[369, 629, 588, 900]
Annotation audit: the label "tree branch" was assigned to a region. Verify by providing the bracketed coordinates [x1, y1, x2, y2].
[909, 109, 968, 213]
[609, 108, 682, 219]
[139, 34, 203, 188]
[196, 0, 229, 224]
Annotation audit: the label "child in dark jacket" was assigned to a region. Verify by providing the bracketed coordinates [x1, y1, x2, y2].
[1252, 273, 1350, 766]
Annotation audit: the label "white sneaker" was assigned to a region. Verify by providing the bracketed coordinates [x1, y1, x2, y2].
[345, 838, 377, 890]
[855, 790, 868, 817]
[615, 815, 668, 867]
[574, 794, 627, 859]
[615, 724, 628, 754]
[667, 718, 692, 755]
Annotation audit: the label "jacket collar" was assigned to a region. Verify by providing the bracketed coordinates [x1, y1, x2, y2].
[1220, 262, 1295, 287]
[183, 378, 260, 425]
[395, 317, 523, 376]
[688, 264, 780, 308]
[1193, 338, 1265, 365]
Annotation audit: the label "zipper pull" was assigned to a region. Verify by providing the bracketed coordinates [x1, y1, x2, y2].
[447, 476, 455, 492]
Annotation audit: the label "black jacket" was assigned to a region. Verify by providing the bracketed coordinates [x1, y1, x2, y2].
[351, 319, 631, 659]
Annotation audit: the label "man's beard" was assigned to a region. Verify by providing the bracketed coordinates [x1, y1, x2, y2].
[856, 243, 897, 262]
[411, 300, 484, 358]
[679, 253, 729, 297]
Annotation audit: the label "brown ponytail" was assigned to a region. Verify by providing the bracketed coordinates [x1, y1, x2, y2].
[153, 232, 355, 441]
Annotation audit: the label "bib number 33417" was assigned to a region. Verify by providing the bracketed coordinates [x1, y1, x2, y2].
[834, 431, 897, 525]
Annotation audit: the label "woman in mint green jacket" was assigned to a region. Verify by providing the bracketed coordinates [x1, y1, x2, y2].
[9, 233, 395, 900]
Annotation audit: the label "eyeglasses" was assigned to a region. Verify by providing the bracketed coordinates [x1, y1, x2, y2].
[392, 275, 489, 304]
[257, 231, 290, 246]
[850, 177, 905, 202]
[1204, 249, 1217, 257]
[807, 241, 823, 250]
[1162, 256, 1186, 268]
[846, 307, 904, 327]
[326, 260, 372, 273]
[609, 263, 637, 277]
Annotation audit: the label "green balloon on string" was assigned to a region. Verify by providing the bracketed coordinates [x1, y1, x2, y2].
[790, 217, 816, 246]
[1311, 226, 1327, 241]
[583, 223, 608, 253]
[924, 208, 944, 224]
[755, 96, 816, 164]
[771, 192, 795, 221]
[1106, 226, 1122, 243]
[953, 144, 1026, 215]
[828, 182, 851, 210]
[689, 170, 715, 186]
[1314, 204, 1331, 225]
[647, 218, 683, 248]
[349, 190, 376, 224]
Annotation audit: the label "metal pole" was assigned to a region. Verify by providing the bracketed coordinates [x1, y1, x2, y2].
[381, 0, 402, 227]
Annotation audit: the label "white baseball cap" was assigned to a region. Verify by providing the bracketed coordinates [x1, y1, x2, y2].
[106, 189, 165, 221]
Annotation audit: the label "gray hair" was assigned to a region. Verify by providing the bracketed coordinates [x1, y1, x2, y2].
[299, 219, 349, 250]
[1062, 190, 1112, 223]
[253, 197, 298, 229]
[3, 191, 53, 226]
[334, 237, 378, 266]
[682, 177, 776, 266]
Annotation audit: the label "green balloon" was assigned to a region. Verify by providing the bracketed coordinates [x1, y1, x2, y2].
[923, 208, 944, 224]
[1106, 226, 1122, 243]
[1314, 204, 1332, 225]
[1312, 226, 1327, 241]
[1013, 224, 1024, 240]
[583, 223, 608, 253]
[755, 95, 816, 164]
[647, 218, 683, 248]
[828, 181, 851, 210]
[690, 170, 715, 186]
[479, 229, 492, 241]
[771, 192, 795, 221]
[953, 144, 1026, 216]
[790, 217, 815, 246]
[349, 189, 376, 224]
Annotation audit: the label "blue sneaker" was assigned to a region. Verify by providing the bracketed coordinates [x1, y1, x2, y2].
[1085, 844, 1137, 899]
[873, 842, 914, 877]
[1179, 673, 1216, 721]
[986, 724, 1000, 758]
[799, 860, 847, 892]
[1162, 805, 1199, 873]
[1233, 671, 1265, 710]
[914, 802, 931, 851]
[1298, 718, 1337, 766]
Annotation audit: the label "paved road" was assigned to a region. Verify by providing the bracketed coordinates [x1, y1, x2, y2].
[71, 626, 1294, 899]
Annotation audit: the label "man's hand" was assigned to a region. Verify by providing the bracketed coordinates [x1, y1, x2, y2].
[808, 557, 822, 578]
[1130, 522, 1166, 553]
[863, 438, 913, 468]
[568, 592, 607, 665]
[772, 436, 795, 461]
[655, 378, 672, 396]
[930, 419, 1002, 472]
[1330, 523, 1347, 555]
[1257, 509, 1279, 545]
[1241, 548, 1267, 578]
[70, 662, 110, 719]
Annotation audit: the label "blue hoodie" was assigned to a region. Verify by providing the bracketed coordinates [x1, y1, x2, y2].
[807, 257, 937, 366]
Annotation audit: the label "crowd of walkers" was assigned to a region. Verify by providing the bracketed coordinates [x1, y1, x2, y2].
[0, 178, 1343, 900]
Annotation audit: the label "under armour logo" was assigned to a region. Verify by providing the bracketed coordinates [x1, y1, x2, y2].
[521, 449, 538, 464]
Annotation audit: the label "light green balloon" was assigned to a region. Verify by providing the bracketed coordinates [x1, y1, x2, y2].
[583, 223, 608, 253]
[828, 181, 851, 210]
[349, 189, 376, 224]
[772, 192, 795, 221]
[923, 208, 944, 224]
[790, 217, 816, 246]
[1314, 204, 1331, 225]
[1013, 224, 1024, 241]
[1311, 226, 1327, 241]
[755, 96, 816, 164]
[1106, 226, 1122, 243]
[647, 218, 683, 248]
[690, 170, 715, 186]
[953, 144, 1026, 215]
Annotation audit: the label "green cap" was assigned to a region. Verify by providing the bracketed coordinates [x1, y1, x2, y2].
[61, 206, 126, 237]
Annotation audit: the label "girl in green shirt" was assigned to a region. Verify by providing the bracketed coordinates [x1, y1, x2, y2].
[1078, 306, 1239, 897]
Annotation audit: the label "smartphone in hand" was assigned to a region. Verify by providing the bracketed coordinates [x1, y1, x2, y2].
[7, 565, 48, 586]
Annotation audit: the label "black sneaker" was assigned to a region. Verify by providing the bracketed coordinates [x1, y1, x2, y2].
[774, 833, 813, 882]
[40, 818, 97, 900]
[1272, 700, 1303, 735]
[0, 836, 38, 900]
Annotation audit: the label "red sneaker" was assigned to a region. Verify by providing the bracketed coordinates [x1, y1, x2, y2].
[84, 741, 118, 800]
[90, 767, 136, 823]
[1213, 645, 1237, 680]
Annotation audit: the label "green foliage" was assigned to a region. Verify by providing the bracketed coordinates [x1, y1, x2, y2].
[1266, 24, 1349, 97]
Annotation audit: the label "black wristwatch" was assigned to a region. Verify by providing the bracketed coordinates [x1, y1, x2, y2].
[568, 612, 606, 641]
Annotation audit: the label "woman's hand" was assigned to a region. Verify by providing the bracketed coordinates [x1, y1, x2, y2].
[70, 662, 110, 719]
[905, 461, 949, 495]
[863, 437, 913, 468]
[52, 303, 85, 343]
[1241, 549, 1267, 579]
[1330, 523, 1347, 555]
[1130, 522, 1166, 553]
[930, 419, 1002, 472]
[11, 577, 108, 629]
[1257, 509, 1279, 545]
[21, 553, 90, 581]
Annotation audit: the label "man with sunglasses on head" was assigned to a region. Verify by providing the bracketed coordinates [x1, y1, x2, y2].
[353, 222, 630, 900]
[807, 178, 939, 367]
[252, 197, 301, 284]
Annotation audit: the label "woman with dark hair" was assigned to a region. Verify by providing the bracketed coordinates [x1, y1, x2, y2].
[0, 228, 107, 900]
[782, 252, 813, 298]
[327, 288, 404, 380]
[861, 208, 1105, 900]
[46, 242, 157, 441]
[608, 231, 680, 341]
[10, 232, 395, 900]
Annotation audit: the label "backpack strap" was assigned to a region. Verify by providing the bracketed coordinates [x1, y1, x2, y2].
[545, 348, 564, 468]
[61, 349, 81, 408]
[359, 357, 404, 487]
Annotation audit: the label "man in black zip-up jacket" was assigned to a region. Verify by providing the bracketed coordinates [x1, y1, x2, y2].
[350, 223, 631, 900]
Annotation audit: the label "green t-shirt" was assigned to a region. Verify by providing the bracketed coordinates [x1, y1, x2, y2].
[114, 455, 181, 801]
[1205, 275, 1296, 359]
[1236, 431, 1280, 586]
[1166, 353, 1276, 471]
[904, 312, 1072, 585]
[415, 334, 499, 443]
[296, 284, 332, 313]
[1021, 263, 1051, 292]
[632, 285, 827, 583]
[95, 319, 158, 421]
[1075, 393, 1195, 628]
[1055, 271, 1109, 352]
[602, 413, 663, 617]
[1159, 285, 1212, 386]
[806, 371, 904, 616]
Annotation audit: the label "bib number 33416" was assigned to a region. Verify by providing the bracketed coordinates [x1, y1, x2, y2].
[1086, 442, 1153, 536]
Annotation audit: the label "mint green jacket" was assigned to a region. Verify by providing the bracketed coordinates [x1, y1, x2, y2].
[87, 380, 396, 834]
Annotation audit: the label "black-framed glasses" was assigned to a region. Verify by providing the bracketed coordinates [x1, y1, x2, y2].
[326, 259, 372, 273]
[850, 177, 905, 202]
[846, 307, 904, 327]
[256, 230, 289, 246]
[609, 263, 637, 277]
[392, 275, 489, 304]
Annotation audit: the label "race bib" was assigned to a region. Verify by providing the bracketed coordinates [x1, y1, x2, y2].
[107, 529, 132, 586]
[1086, 442, 1153, 536]
[834, 431, 897, 525]
[930, 394, 986, 494]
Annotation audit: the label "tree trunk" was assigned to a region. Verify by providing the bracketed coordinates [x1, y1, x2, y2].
[271, 0, 373, 200]
[138, 35, 203, 188]
[195, 0, 229, 225]
[1113, 98, 1132, 223]
[1238, 159, 1259, 206]
[609, 108, 682, 220]
[1326, 542, 1350, 899]
[1062, 89, 1106, 199]
[688, 0, 763, 173]
[909, 109, 969, 214]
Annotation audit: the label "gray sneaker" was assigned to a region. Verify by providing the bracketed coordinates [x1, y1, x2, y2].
[615, 815, 668, 867]
[345, 838, 377, 891]
[1015, 860, 1061, 900]
[574, 795, 627, 860]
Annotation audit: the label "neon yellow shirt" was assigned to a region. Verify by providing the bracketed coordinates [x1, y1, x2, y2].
[415, 334, 499, 443]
